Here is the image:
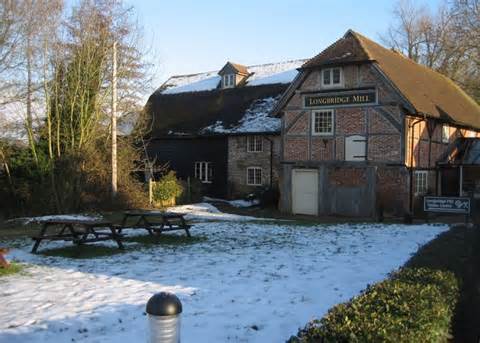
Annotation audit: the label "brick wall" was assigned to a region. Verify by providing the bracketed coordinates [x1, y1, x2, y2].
[282, 63, 404, 164]
[329, 167, 367, 186]
[227, 135, 281, 197]
[376, 167, 409, 215]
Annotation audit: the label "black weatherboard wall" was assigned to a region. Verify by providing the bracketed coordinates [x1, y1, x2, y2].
[144, 83, 289, 198]
[147, 136, 228, 197]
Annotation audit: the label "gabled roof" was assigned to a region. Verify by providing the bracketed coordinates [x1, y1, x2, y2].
[302, 30, 372, 68]
[159, 59, 307, 95]
[299, 30, 480, 130]
[218, 61, 249, 76]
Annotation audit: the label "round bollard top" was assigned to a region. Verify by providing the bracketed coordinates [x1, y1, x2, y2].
[146, 292, 182, 316]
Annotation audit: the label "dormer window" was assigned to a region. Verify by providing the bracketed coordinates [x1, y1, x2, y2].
[322, 67, 343, 88]
[218, 62, 248, 89]
[223, 74, 235, 88]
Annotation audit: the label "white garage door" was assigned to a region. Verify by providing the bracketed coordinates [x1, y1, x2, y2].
[292, 169, 318, 215]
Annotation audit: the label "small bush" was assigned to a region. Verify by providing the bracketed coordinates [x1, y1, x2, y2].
[152, 171, 183, 202]
[289, 268, 459, 343]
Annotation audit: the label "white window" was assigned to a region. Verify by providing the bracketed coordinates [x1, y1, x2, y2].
[194, 162, 213, 183]
[312, 110, 334, 136]
[223, 74, 235, 88]
[442, 125, 449, 143]
[321, 67, 343, 88]
[414, 171, 428, 195]
[247, 136, 263, 152]
[247, 167, 262, 186]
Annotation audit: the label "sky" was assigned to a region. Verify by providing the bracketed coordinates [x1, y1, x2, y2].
[128, 0, 443, 90]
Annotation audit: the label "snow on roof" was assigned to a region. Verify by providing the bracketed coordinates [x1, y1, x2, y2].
[160, 59, 307, 95]
[201, 96, 281, 134]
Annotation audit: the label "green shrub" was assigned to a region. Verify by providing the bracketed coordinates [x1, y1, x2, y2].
[152, 171, 183, 202]
[289, 268, 459, 343]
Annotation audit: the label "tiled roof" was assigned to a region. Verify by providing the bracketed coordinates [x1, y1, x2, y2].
[302, 30, 480, 129]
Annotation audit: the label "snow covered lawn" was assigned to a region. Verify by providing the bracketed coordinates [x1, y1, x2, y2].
[0, 219, 447, 343]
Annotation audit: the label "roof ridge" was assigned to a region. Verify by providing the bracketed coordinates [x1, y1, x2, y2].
[247, 58, 309, 69]
[302, 35, 346, 68]
[165, 58, 309, 80]
[354, 31, 480, 111]
[349, 30, 374, 60]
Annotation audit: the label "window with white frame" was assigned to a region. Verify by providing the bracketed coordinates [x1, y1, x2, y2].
[414, 170, 428, 195]
[312, 110, 334, 135]
[442, 125, 449, 143]
[321, 67, 343, 87]
[247, 167, 262, 186]
[223, 74, 235, 88]
[194, 161, 213, 183]
[247, 135, 263, 152]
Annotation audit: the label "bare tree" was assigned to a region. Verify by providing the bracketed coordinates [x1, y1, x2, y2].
[382, 0, 480, 102]
[0, 1, 23, 102]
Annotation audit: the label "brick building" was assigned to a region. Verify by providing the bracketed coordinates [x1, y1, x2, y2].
[145, 60, 304, 198]
[273, 30, 480, 217]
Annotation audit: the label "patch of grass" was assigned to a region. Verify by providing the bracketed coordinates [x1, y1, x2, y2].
[124, 233, 207, 246]
[40, 245, 124, 259]
[0, 262, 24, 277]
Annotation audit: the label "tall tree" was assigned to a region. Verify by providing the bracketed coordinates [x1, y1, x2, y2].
[382, 0, 480, 102]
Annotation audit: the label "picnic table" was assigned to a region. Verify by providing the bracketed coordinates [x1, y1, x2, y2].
[31, 219, 124, 253]
[120, 211, 191, 237]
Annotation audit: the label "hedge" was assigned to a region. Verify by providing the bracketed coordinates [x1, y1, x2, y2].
[288, 268, 459, 343]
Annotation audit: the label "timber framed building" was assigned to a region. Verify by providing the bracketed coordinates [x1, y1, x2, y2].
[273, 30, 480, 217]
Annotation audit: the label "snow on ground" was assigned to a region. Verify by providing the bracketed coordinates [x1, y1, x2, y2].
[0, 220, 447, 343]
[165, 203, 262, 221]
[159, 59, 306, 94]
[203, 197, 260, 208]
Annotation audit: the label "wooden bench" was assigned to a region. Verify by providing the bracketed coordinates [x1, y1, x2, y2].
[31, 219, 124, 253]
[120, 211, 191, 237]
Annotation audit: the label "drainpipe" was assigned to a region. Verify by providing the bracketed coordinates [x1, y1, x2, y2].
[264, 136, 274, 189]
[409, 117, 424, 216]
[459, 165, 464, 196]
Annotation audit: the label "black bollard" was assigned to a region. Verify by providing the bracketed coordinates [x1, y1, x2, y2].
[146, 292, 182, 343]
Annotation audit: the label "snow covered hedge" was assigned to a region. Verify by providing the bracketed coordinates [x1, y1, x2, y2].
[288, 268, 459, 343]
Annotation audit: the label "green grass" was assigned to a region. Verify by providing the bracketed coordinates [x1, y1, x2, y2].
[38, 234, 206, 259]
[124, 233, 207, 245]
[40, 245, 124, 259]
[0, 262, 24, 277]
